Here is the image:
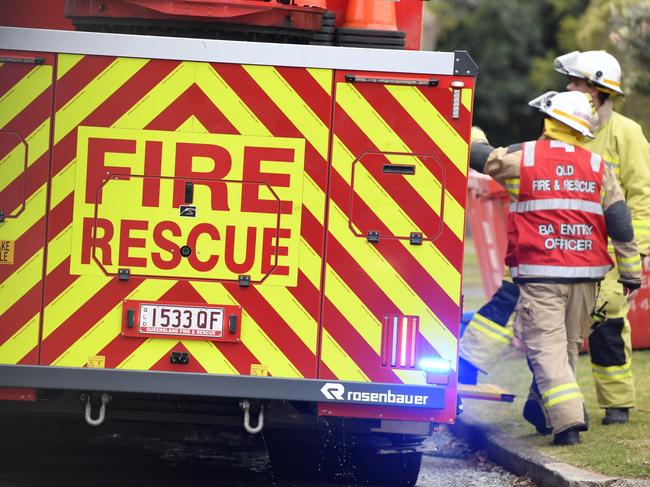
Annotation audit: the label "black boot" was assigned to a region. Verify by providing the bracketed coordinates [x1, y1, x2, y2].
[602, 407, 629, 425]
[553, 427, 580, 446]
[523, 399, 552, 435]
[458, 357, 479, 385]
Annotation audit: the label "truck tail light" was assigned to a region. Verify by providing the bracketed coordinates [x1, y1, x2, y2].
[381, 315, 419, 369]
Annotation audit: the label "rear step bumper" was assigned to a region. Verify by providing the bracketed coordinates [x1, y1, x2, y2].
[0, 365, 446, 409]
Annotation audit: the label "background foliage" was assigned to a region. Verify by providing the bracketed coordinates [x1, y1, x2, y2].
[427, 0, 650, 146]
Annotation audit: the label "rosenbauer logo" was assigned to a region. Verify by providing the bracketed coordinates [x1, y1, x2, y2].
[320, 382, 430, 406]
[70, 127, 305, 285]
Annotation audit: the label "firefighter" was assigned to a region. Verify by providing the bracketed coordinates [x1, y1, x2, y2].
[469, 90, 641, 445]
[554, 50, 650, 425]
[459, 50, 650, 427]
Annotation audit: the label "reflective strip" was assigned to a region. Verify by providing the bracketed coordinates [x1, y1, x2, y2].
[591, 362, 632, 380]
[549, 140, 575, 152]
[618, 255, 641, 264]
[603, 78, 621, 88]
[510, 198, 603, 215]
[511, 264, 611, 279]
[523, 141, 536, 167]
[467, 313, 513, 345]
[551, 108, 591, 129]
[542, 383, 583, 408]
[505, 178, 520, 197]
[590, 152, 602, 172]
[617, 254, 642, 273]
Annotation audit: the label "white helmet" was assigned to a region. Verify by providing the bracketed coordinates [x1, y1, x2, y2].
[554, 50, 624, 96]
[528, 91, 597, 138]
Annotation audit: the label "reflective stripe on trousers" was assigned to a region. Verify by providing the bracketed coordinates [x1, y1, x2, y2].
[542, 383, 583, 408]
[591, 361, 632, 380]
[467, 313, 513, 345]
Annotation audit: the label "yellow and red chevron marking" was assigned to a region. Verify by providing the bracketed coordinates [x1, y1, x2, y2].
[2, 49, 474, 419]
[38, 56, 341, 380]
[319, 71, 473, 419]
[0, 50, 55, 366]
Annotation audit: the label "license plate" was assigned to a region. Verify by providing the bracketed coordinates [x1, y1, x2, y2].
[139, 303, 224, 338]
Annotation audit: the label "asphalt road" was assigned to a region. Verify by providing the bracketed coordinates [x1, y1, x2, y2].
[0, 415, 534, 487]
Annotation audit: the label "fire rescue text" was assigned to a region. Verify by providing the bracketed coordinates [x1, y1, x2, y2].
[532, 164, 597, 193]
[71, 127, 305, 284]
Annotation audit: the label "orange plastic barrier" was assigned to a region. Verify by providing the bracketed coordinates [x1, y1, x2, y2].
[628, 258, 650, 348]
[466, 170, 510, 298]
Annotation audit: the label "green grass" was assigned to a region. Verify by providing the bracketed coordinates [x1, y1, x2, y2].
[461, 233, 650, 479]
[461, 349, 650, 479]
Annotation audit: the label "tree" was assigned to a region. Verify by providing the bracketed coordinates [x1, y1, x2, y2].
[596, 0, 650, 131]
[427, 0, 649, 140]
[430, 0, 558, 145]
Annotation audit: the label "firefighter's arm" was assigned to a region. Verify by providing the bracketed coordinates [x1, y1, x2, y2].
[602, 165, 643, 293]
[618, 124, 650, 255]
[469, 127, 520, 185]
[469, 126, 493, 173]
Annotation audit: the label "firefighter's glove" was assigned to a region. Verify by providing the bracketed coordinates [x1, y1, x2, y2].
[618, 277, 641, 301]
[471, 126, 488, 144]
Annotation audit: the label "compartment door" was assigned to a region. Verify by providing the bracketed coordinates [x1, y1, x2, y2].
[40, 56, 331, 382]
[0, 51, 55, 365]
[320, 70, 473, 421]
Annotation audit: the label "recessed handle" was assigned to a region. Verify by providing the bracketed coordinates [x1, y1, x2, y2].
[382, 164, 415, 175]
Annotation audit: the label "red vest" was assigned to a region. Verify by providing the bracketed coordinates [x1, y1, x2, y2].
[506, 139, 613, 280]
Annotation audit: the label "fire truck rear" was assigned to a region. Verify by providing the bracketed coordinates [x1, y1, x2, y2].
[0, 1, 477, 484]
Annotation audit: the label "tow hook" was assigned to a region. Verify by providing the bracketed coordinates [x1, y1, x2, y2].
[239, 399, 264, 434]
[83, 392, 110, 426]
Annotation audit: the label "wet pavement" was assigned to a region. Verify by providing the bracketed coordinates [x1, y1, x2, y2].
[0, 415, 534, 486]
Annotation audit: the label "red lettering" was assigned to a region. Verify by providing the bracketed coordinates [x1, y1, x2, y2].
[152, 220, 181, 270]
[81, 217, 114, 265]
[86, 138, 135, 204]
[142, 140, 162, 207]
[187, 223, 220, 272]
[224, 226, 257, 274]
[173, 142, 231, 211]
[119, 219, 148, 267]
[242, 147, 294, 214]
[261, 227, 291, 275]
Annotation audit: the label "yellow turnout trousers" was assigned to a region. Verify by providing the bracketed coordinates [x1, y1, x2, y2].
[590, 263, 634, 408]
[515, 282, 596, 434]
